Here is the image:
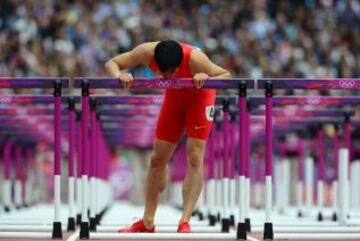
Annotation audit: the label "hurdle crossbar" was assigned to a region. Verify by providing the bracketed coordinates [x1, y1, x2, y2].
[250, 96, 360, 106]
[251, 108, 354, 117]
[0, 77, 69, 88]
[74, 77, 254, 89]
[257, 78, 360, 90]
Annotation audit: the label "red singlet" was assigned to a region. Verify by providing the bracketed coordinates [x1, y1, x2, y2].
[149, 43, 216, 143]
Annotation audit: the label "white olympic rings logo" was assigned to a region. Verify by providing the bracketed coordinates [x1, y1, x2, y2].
[0, 94, 13, 103]
[153, 96, 163, 104]
[338, 80, 356, 89]
[156, 80, 173, 88]
[305, 97, 321, 105]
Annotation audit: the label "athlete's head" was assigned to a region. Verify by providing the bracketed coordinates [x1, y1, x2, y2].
[154, 40, 183, 78]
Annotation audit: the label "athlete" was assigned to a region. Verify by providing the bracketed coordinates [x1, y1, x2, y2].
[105, 40, 231, 233]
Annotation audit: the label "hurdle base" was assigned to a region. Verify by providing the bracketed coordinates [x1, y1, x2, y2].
[263, 222, 274, 240]
[90, 217, 97, 231]
[245, 218, 251, 232]
[230, 215, 235, 226]
[80, 222, 90, 239]
[297, 210, 303, 217]
[237, 222, 247, 240]
[209, 215, 216, 226]
[77, 214, 82, 225]
[332, 212, 337, 221]
[4, 206, 10, 213]
[67, 217, 76, 231]
[99, 206, 110, 220]
[198, 211, 204, 221]
[221, 218, 230, 233]
[317, 212, 323, 222]
[52, 221, 63, 239]
[96, 214, 101, 225]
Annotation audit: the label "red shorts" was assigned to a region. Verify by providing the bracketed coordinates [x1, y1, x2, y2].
[155, 89, 216, 143]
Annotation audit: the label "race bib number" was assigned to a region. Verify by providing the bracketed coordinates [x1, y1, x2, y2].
[205, 105, 215, 121]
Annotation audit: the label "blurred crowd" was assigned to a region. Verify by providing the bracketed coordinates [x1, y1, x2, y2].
[1, 0, 358, 132]
[0, 0, 359, 80]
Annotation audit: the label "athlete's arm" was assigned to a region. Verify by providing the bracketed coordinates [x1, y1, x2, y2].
[104, 42, 155, 88]
[189, 49, 231, 88]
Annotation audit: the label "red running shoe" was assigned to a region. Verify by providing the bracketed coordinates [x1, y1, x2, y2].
[118, 219, 155, 233]
[177, 220, 191, 233]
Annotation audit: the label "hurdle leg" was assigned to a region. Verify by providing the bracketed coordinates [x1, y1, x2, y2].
[52, 80, 63, 239]
[80, 80, 90, 239]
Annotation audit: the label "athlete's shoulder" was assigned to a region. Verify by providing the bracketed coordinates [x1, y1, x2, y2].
[134, 42, 158, 54]
[179, 42, 202, 51]
[131, 42, 158, 65]
[189, 48, 208, 65]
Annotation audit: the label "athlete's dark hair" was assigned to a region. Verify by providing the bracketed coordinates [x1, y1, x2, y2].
[154, 40, 183, 73]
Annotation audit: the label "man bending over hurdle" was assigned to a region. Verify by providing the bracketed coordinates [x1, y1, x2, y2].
[105, 40, 231, 233]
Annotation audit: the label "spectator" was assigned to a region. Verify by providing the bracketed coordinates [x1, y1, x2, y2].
[0, 0, 358, 92]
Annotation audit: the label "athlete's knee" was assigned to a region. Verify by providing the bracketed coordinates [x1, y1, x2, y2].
[150, 153, 167, 170]
[187, 148, 203, 170]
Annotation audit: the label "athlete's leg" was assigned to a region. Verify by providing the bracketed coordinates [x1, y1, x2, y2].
[180, 137, 207, 222]
[142, 139, 177, 228]
[180, 91, 215, 223]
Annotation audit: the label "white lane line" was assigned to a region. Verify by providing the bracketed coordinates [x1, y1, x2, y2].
[247, 235, 261, 241]
[66, 230, 79, 241]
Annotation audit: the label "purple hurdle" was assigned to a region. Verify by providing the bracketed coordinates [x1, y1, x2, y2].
[67, 97, 76, 231]
[2, 140, 12, 212]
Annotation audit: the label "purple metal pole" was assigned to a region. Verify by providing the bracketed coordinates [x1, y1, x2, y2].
[68, 103, 75, 178]
[229, 121, 236, 179]
[81, 98, 89, 177]
[80, 80, 90, 239]
[223, 111, 230, 178]
[264, 81, 274, 239]
[67, 97, 76, 231]
[53, 80, 63, 239]
[237, 81, 248, 238]
[98, 128, 105, 180]
[239, 95, 246, 176]
[90, 101, 96, 179]
[95, 116, 99, 179]
[54, 94, 61, 176]
[245, 111, 250, 178]
[89, 97, 97, 230]
[265, 93, 273, 177]
[96, 118, 101, 180]
[77, 119, 82, 179]
[317, 129, 325, 181]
